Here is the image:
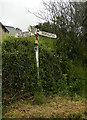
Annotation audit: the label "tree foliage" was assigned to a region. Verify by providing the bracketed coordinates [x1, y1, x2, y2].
[37, 1, 86, 65]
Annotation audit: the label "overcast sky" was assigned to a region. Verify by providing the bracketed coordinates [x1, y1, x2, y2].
[0, 0, 49, 31]
[0, 0, 84, 31]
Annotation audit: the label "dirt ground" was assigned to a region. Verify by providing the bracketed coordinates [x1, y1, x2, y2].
[3, 95, 87, 119]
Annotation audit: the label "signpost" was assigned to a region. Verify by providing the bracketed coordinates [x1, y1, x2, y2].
[15, 25, 57, 89]
[34, 34, 39, 79]
[28, 25, 57, 80]
[38, 31, 57, 38]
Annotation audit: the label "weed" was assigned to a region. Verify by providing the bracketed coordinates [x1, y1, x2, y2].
[32, 92, 46, 105]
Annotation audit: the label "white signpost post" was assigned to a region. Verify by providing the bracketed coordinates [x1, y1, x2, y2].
[28, 25, 57, 79]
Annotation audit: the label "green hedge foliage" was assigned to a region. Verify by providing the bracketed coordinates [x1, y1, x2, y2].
[2, 36, 86, 98]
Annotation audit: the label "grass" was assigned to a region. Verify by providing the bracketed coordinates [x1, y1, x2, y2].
[2, 94, 86, 119]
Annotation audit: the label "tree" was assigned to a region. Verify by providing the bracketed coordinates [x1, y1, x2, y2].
[83, 2, 87, 46]
[29, 0, 86, 63]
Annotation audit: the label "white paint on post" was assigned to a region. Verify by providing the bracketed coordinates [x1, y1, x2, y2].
[36, 47, 39, 67]
[36, 47, 39, 79]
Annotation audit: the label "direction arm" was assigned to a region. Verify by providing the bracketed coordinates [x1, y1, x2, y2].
[28, 25, 57, 39]
[37, 31, 57, 38]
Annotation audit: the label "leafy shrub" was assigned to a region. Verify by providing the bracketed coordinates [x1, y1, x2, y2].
[2, 36, 86, 104]
[2, 36, 37, 95]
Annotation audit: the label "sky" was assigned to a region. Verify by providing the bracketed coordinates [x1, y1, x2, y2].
[0, 0, 49, 31]
[0, 0, 84, 31]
